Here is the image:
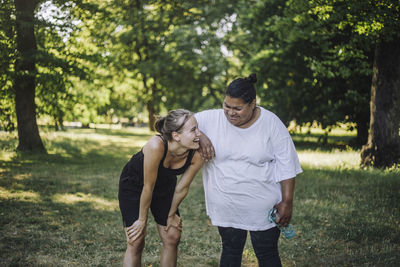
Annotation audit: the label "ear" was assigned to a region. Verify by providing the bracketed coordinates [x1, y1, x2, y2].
[250, 99, 256, 108]
[171, 131, 180, 142]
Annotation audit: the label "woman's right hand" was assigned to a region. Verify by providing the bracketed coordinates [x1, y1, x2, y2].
[165, 214, 182, 232]
[126, 219, 147, 243]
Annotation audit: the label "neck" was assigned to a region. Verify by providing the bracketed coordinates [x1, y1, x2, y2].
[168, 141, 189, 157]
[239, 106, 259, 128]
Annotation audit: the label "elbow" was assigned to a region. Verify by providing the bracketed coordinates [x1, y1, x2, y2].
[175, 186, 189, 196]
[142, 184, 155, 196]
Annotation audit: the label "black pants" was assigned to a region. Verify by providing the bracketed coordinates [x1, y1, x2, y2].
[218, 226, 282, 267]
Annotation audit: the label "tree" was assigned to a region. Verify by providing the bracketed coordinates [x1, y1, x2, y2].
[361, 38, 400, 168]
[225, 0, 399, 157]
[225, 0, 373, 145]
[2, 0, 104, 138]
[96, 0, 236, 130]
[14, 0, 45, 151]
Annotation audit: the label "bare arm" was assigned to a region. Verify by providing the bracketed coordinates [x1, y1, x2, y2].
[275, 177, 295, 227]
[165, 151, 203, 231]
[198, 130, 215, 161]
[126, 136, 164, 242]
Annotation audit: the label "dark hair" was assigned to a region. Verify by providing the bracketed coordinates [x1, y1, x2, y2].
[225, 73, 257, 103]
[154, 109, 193, 141]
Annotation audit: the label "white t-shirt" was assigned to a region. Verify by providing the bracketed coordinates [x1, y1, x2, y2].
[195, 107, 303, 231]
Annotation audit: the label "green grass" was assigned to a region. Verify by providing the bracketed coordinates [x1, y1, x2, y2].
[1, 127, 399, 266]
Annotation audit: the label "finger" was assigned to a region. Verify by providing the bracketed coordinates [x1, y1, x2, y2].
[174, 224, 183, 231]
[202, 151, 209, 161]
[207, 147, 214, 159]
[279, 217, 290, 227]
[210, 147, 215, 157]
[128, 232, 135, 239]
[130, 233, 140, 242]
[130, 229, 144, 242]
[205, 147, 211, 158]
[199, 151, 208, 161]
[128, 229, 140, 238]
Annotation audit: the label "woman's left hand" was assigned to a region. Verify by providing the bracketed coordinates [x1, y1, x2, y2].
[274, 201, 293, 227]
[198, 131, 215, 161]
[165, 214, 182, 232]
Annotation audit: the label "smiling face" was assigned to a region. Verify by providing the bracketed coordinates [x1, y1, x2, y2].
[223, 96, 256, 128]
[174, 116, 201, 149]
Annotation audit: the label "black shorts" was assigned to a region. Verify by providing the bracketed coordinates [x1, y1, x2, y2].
[118, 176, 179, 227]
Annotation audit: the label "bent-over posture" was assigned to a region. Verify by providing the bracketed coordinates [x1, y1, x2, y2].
[118, 109, 203, 267]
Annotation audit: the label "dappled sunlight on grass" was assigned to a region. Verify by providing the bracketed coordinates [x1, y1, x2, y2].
[10, 173, 32, 180]
[41, 128, 151, 158]
[298, 149, 360, 170]
[0, 187, 40, 201]
[0, 151, 14, 161]
[52, 192, 119, 211]
[1, 127, 399, 266]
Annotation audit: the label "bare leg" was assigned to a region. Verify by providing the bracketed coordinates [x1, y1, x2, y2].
[157, 224, 181, 267]
[123, 227, 145, 267]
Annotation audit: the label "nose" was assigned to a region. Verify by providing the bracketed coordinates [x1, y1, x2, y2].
[195, 128, 201, 136]
[228, 108, 236, 116]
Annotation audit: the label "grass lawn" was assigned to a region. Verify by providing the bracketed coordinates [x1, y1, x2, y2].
[1, 127, 399, 266]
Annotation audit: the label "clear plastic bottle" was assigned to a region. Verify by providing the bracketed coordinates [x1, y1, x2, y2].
[268, 208, 295, 239]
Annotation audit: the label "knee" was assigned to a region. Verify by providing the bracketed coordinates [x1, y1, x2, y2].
[218, 227, 247, 250]
[163, 229, 181, 247]
[126, 239, 145, 255]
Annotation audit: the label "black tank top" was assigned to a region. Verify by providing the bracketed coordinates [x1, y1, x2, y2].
[120, 136, 195, 195]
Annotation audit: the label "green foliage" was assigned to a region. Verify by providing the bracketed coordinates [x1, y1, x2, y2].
[0, 0, 16, 131]
[225, 0, 399, 142]
[0, 0, 98, 130]
[2, 0, 399, 141]
[103, 0, 238, 118]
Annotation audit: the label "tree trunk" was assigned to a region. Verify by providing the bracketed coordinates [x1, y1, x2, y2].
[361, 38, 400, 168]
[142, 75, 158, 132]
[147, 100, 156, 132]
[14, 0, 45, 152]
[354, 116, 369, 147]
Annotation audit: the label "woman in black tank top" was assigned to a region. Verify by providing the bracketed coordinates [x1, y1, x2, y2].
[118, 109, 203, 267]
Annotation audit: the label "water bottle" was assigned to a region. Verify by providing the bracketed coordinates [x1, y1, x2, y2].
[268, 208, 295, 239]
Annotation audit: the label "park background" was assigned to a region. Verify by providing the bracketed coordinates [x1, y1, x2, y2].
[1, 0, 399, 266]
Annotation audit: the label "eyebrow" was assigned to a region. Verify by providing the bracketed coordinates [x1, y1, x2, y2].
[224, 102, 243, 109]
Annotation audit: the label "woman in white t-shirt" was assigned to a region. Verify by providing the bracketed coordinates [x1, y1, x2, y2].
[195, 73, 302, 267]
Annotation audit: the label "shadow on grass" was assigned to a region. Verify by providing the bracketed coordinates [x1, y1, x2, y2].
[2, 129, 399, 266]
[289, 167, 400, 266]
[91, 127, 153, 138]
[1, 136, 142, 201]
[291, 132, 359, 151]
[0, 197, 124, 266]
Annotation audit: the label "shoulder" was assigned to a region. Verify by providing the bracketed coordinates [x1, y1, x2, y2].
[259, 107, 278, 120]
[190, 150, 204, 166]
[259, 107, 290, 138]
[259, 107, 285, 126]
[142, 136, 165, 159]
[195, 109, 223, 130]
[195, 109, 222, 120]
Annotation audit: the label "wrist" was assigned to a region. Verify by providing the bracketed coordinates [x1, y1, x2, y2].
[281, 198, 293, 205]
[138, 217, 147, 222]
